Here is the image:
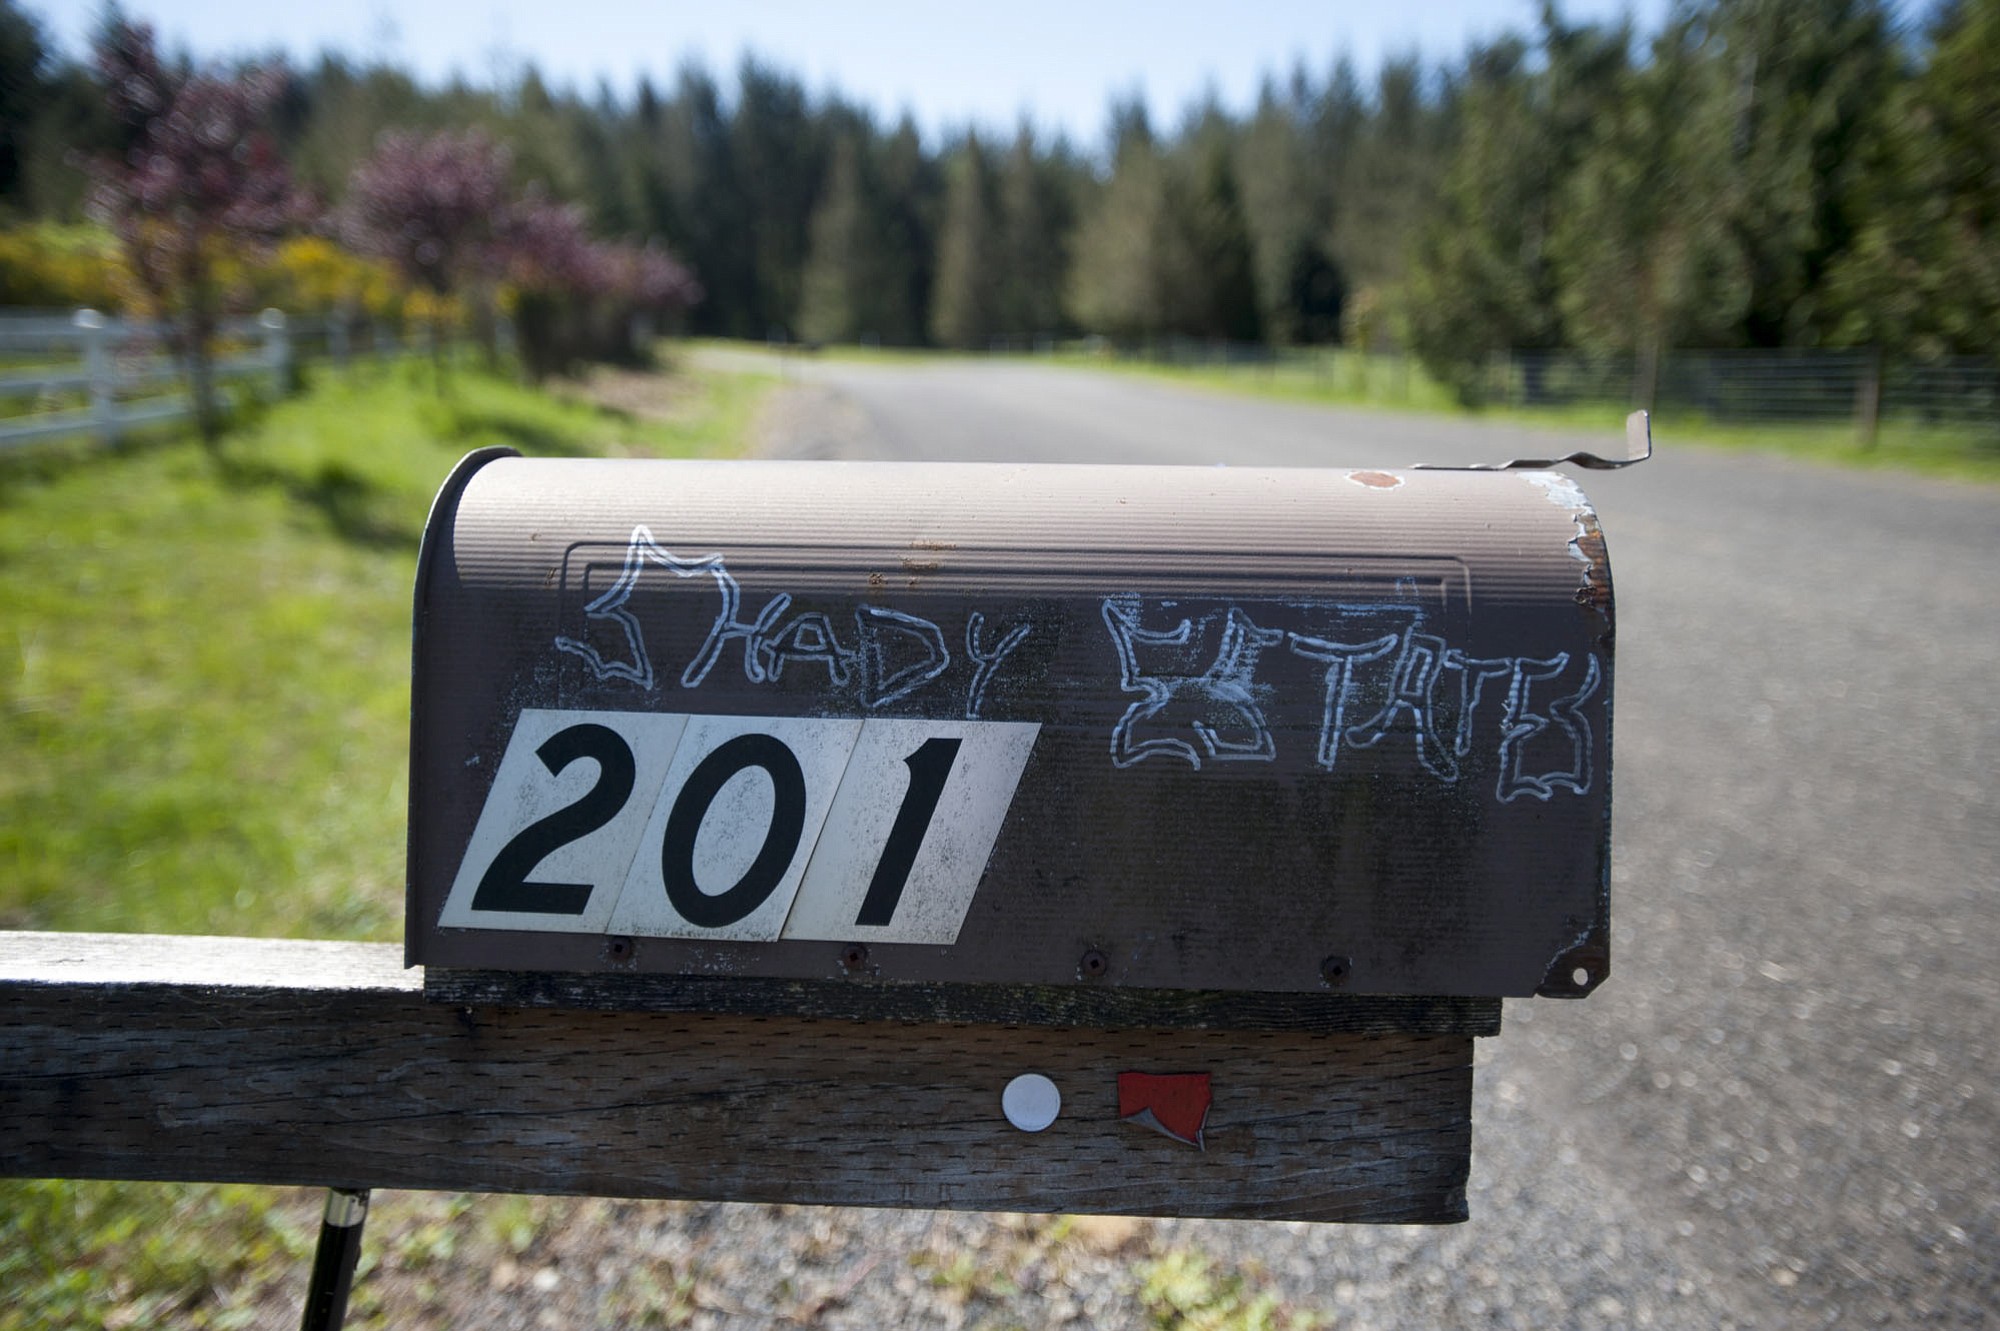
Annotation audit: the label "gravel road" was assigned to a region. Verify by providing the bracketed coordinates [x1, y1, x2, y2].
[366, 354, 1999, 1329]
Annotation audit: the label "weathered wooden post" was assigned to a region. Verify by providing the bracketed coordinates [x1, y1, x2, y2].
[1855, 346, 1884, 450]
[261, 308, 289, 397]
[73, 308, 117, 447]
[329, 303, 352, 374]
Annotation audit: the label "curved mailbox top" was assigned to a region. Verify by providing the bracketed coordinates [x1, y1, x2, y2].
[408, 452, 1614, 1005]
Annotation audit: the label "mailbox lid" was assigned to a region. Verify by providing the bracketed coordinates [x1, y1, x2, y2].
[409, 455, 1613, 999]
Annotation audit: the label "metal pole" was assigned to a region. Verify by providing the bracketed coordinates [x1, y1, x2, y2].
[299, 1187, 370, 1331]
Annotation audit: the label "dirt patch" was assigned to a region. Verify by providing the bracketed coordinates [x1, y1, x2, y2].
[751, 382, 875, 460]
[552, 365, 703, 423]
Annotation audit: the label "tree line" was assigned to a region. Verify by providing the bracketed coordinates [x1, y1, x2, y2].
[1, 0, 1993, 400]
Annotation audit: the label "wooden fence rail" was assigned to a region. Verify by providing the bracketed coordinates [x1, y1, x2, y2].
[0, 930, 1472, 1224]
[0, 308, 437, 453]
[0, 309, 293, 451]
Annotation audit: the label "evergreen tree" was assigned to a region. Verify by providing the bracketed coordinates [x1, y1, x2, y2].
[994, 126, 1074, 341]
[1067, 128, 1182, 341]
[284, 57, 441, 203]
[1551, 11, 1747, 364]
[731, 57, 825, 339]
[505, 68, 587, 202]
[798, 132, 882, 344]
[1325, 56, 1446, 304]
[868, 116, 938, 345]
[1826, 0, 2000, 358]
[1406, 14, 1630, 399]
[1704, 0, 1897, 347]
[1180, 131, 1261, 341]
[929, 135, 1001, 349]
[1235, 80, 1317, 344]
[0, 0, 50, 213]
[1404, 40, 1547, 398]
[572, 81, 636, 236]
[652, 64, 756, 338]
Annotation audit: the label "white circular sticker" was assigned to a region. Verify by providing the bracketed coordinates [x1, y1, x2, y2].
[1001, 1073, 1061, 1132]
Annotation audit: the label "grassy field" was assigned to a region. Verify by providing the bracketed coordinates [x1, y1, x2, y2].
[0, 356, 767, 940]
[0, 354, 771, 1330]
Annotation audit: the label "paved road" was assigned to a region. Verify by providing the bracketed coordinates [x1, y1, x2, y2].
[718, 352, 1999, 1327]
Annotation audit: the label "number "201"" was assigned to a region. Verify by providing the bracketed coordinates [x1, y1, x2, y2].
[437, 711, 1038, 945]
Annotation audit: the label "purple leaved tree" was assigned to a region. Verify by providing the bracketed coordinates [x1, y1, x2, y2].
[506, 194, 701, 379]
[88, 19, 311, 443]
[344, 128, 701, 383]
[342, 129, 518, 380]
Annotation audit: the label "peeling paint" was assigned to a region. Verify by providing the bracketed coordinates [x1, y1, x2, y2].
[1523, 470, 1589, 512]
[1524, 473, 1613, 620]
[1572, 514, 1613, 619]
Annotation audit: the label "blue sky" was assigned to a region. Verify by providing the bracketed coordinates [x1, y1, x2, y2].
[40, 1, 1672, 147]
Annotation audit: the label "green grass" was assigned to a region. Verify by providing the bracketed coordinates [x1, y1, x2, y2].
[1660, 416, 2000, 483]
[0, 355, 768, 1331]
[0, 357, 767, 939]
[1, 1181, 316, 1331]
[1136, 1249, 1326, 1331]
[1055, 345, 1468, 413]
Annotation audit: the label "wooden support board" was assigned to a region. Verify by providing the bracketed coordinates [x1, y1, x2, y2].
[0, 933, 1473, 1223]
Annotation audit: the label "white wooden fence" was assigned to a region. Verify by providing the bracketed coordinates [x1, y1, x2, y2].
[0, 308, 296, 450]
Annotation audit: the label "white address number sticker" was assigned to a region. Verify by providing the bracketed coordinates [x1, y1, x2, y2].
[439, 710, 1039, 944]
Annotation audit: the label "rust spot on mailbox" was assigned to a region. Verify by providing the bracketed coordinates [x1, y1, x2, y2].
[1347, 470, 1404, 490]
[407, 454, 1620, 1008]
[1573, 519, 1614, 620]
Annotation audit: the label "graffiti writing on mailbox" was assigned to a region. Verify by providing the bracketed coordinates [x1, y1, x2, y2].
[1102, 594, 1600, 802]
[555, 525, 1032, 720]
[555, 527, 1602, 802]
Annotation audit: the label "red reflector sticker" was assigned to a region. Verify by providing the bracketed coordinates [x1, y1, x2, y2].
[1117, 1072, 1212, 1150]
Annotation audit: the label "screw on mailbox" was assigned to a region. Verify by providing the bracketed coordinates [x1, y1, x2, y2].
[1079, 948, 1110, 979]
[840, 943, 869, 972]
[1321, 955, 1352, 987]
